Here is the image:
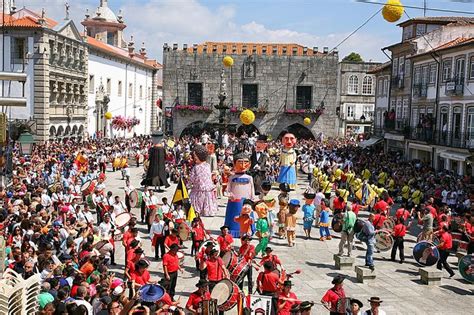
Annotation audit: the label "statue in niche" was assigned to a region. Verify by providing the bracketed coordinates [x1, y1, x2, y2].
[243, 55, 256, 79]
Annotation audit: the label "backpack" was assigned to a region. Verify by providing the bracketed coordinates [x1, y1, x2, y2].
[353, 218, 365, 234]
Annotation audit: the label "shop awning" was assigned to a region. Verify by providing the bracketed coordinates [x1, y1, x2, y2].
[408, 142, 432, 152]
[439, 150, 473, 162]
[384, 133, 404, 141]
[359, 136, 383, 148]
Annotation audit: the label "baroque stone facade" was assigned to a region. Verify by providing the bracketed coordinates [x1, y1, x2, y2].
[162, 42, 339, 139]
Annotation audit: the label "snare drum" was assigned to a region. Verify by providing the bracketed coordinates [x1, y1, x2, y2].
[115, 212, 132, 230]
[129, 190, 143, 208]
[382, 217, 395, 230]
[120, 157, 127, 168]
[374, 229, 393, 252]
[86, 194, 96, 209]
[331, 213, 343, 233]
[178, 222, 190, 241]
[210, 279, 241, 312]
[81, 180, 97, 196]
[222, 251, 239, 271]
[413, 241, 439, 266]
[112, 158, 120, 169]
[230, 259, 249, 285]
[452, 232, 469, 252]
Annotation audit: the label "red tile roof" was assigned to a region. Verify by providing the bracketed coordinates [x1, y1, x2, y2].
[87, 36, 161, 69]
[367, 61, 391, 74]
[183, 41, 324, 56]
[0, 12, 57, 28]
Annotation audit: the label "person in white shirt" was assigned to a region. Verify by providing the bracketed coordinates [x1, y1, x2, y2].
[124, 179, 134, 212]
[41, 190, 52, 208]
[111, 196, 126, 222]
[141, 187, 151, 223]
[74, 286, 94, 315]
[149, 214, 167, 259]
[146, 190, 159, 231]
[363, 297, 386, 315]
[99, 214, 114, 237]
[77, 205, 94, 225]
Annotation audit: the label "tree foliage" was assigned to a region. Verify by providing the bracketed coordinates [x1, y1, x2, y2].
[343, 52, 363, 62]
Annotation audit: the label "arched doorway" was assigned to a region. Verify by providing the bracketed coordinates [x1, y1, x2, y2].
[64, 125, 71, 137]
[56, 126, 64, 137]
[180, 121, 214, 138]
[236, 124, 260, 137]
[49, 126, 56, 139]
[278, 123, 315, 140]
[72, 125, 78, 135]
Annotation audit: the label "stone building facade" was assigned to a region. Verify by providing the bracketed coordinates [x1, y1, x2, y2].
[162, 42, 339, 139]
[1, 7, 89, 141]
[337, 61, 380, 136]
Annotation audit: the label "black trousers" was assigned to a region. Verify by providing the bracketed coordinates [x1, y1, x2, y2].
[437, 249, 454, 276]
[154, 235, 166, 259]
[200, 268, 208, 280]
[391, 237, 404, 262]
[99, 162, 106, 174]
[238, 265, 253, 293]
[168, 271, 178, 298]
[125, 195, 131, 212]
[140, 202, 146, 222]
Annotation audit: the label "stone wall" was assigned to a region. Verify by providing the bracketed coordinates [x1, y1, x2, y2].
[163, 47, 339, 138]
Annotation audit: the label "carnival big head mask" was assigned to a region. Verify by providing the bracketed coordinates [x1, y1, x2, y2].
[282, 132, 297, 149]
[255, 135, 268, 153]
[206, 142, 215, 154]
[233, 152, 250, 173]
[254, 201, 268, 219]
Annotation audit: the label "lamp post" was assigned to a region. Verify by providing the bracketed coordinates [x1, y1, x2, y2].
[18, 132, 35, 155]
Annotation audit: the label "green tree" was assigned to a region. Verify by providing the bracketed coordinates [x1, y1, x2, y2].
[342, 52, 363, 62]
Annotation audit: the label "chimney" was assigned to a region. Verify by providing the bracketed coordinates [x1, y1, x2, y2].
[323, 47, 329, 54]
[203, 44, 207, 53]
[313, 47, 318, 54]
[139, 42, 147, 57]
[193, 44, 198, 52]
[183, 44, 188, 51]
[303, 47, 308, 55]
[173, 43, 178, 50]
[163, 43, 169, 51]
[128, 36, 135, 56]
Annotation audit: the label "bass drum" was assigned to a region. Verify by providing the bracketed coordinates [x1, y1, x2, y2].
[210, 279, 241, 312]
[331, 213, 344, 233]
[374, 229, 393, 252]
[413, 241, 440, 266]
[199, 239, 220, 256]
[222, 251, 239, 271]
[178, 222, 190, 241]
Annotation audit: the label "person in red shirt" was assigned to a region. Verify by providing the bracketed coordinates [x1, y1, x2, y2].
[191, 218, 206, 257]
[259, 247, 282, 270]
[373, 199, 389, 215]
[217, 225, 234, 256]
[390, 217, 406, 263]
[164, 229, 181, 252]
[130, 259, 151, 287]
[425, 199, 437, 220]
[351, 199, 368, 217]
[372, 212, 387, 230]
[205, 248, 228, 291]
[321, 275, 346, 315]
[332, 196, 345, 215]
[437, 226, 455, 277]
[257, 261, 281, 295]
[155, 287, 184, 314]
[395, 205, 411, 223]
[196, 242, 214, 279]
[122, 226, 138, 256]
[186, 279, 212, 314]
[163, 244, 183, 299]
[277, 280, 300, 315]
[238, 235, 256, 292]
[125, 247, 144, 280]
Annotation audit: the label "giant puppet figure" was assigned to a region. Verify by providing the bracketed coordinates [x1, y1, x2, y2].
[141, 131, 170, 190]
[224, 152, 255, 237]
[250, 134, 269, 195]
[277, 131, 297, 189]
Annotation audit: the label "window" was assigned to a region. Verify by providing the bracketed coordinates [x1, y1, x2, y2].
[452, 107, 462, 140]
[442, 60, 452, 82]
[403, 26, 413, 40]
[396, 99, 402, 121]
[402, 99, 409, 120]
[348, 75, 359, 94]
[405, 60, 411, 77]
[296, 86, 312, 109]
[148, 87, 151, 100]
[347, 105, 354, 118]
[139, 85, 143, 98]
[421, 66, 429, 85]
[398, 56, 405, 77]
[467, 107, 474, 140]
[363, 105, 373, 118]
[440, 107, 449, 133]
[416, 24, 426, 36]
[383, 78, 389, 95]
[11, 37, 26, 64]
[392, 58, 398, 77]
[455, 58, 465, 82]
[362, 76, 373, 95]
[128, 83, 133, 98]
[429, 64, 437, 84]
[414, 67, 421, 85]
[242, 84, 258, 108]
[106, 78, 111, 94]
[187, 83, 203, 106]
[469, 56, 474, 79]
[377, 78, 383, 96]
[89, 75, 95, 93]
[107, 32, 114, 46]
[118, 81, 122, 96]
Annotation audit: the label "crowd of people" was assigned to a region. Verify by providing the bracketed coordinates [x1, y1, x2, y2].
[0, 129, 472, 315]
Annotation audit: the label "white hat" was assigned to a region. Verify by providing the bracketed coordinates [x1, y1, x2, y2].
[113, 285, 124, 296]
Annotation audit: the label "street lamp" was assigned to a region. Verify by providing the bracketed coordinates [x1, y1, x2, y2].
[360, 114, 366, 122]
[18, 132, 35, 155]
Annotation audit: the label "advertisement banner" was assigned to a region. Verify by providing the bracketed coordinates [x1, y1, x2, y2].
[250, 295, 272, 315]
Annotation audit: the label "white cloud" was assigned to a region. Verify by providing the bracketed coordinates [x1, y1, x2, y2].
[37, 0, 391, 62]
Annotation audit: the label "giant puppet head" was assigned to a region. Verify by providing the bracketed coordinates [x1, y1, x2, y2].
[233, 152, 250, 174]
[206, 142, 216, 155]
[281, 131, 297, 149]
[255, 134, 268, 153]
[254, 200, 268, 219]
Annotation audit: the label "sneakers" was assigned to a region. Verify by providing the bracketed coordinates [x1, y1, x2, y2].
[326, 235, 332, 240]
[369, 265, 375, 271]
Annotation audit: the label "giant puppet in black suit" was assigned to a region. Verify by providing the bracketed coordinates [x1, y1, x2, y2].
[141, 131, 169, 190]
[250, 134, 269, 194]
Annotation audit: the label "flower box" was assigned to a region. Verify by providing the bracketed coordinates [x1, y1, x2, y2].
[174, 105, 213, 113]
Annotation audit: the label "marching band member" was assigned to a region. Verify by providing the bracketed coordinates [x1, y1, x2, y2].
[196, 242, 214, 279]
[162, 244, 183, 299]
[150, 213, 167, 260]
[191, 218, 206, 257]
[259, 247, 282, 270]
[164, 228, 181, 252]
[205, 248, 228, 291]
[277, 280, 300, 315]
[238, 234, 255, 292]
[186, 279, 211, 315]
[141, 186, 151, 223]
[124, 179, 134, 213]
[217, 225, 234, 257]
[111, 196, 127, 222]
[146, 190, 160, 231]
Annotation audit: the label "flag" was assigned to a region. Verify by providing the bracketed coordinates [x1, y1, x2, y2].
[172, 177, 196, 222]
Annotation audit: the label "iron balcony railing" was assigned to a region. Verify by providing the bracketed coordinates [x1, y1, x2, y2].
[407, 127, 474, 149]
[413, 83, 428, 98]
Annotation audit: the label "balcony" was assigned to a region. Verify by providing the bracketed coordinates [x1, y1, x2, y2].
[445, 78, 464, 96]
[407, 127, 474, 149]
[391, 75, 404, 89]
[413, 83, 428, 98]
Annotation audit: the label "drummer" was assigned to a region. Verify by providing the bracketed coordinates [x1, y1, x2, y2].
[196, 242, 214, 279]
[238, 234, 256, 293]
[186, 279, 211, 315]
[259, 247, 282, 270]
[205, 248, 229, 291]
[191, 218, 206, 257]
[111, 196, 127, 222]
[217, 225, 234, 257]
[164, 228, 181, 252]
[124, 179, 134, 213]
[390, 217, 406, 264]
[162, 244, 183, 299]
[146, 190, 160, 231]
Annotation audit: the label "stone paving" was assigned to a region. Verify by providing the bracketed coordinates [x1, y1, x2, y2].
[105, 165, 473, 315]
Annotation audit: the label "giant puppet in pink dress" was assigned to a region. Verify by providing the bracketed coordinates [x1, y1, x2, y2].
[277, 131, 297, 189]
[224, 152, 255, 237]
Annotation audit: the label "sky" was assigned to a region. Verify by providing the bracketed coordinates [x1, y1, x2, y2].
[19, 0, 474, 63]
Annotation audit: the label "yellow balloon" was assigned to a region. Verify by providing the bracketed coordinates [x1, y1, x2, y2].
[240, 109, 255, 125]
[104, 112, 113, 120]
[223, 56, 234, 67]
[382, 0, 404, 23]
[303, 117, 311, 125]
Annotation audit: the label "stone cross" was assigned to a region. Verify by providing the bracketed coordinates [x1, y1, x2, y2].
[65, 2, 70, 20]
